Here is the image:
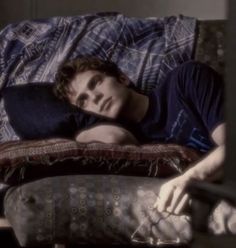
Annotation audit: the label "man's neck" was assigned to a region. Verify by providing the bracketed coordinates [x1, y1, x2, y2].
[121, 90, 149, 123]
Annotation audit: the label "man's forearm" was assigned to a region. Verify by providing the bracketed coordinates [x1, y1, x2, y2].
[184, 144, 225, 182]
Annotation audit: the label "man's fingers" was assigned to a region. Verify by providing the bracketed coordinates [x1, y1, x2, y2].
[154, 192, 190, 215]
[153, 197, 159, 209]
[166, 187, 184, 213]
[154, 187, 173, 212]
[174, 193, 190, 215]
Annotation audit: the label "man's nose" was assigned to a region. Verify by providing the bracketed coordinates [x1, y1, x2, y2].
[92, 92, 103, 104]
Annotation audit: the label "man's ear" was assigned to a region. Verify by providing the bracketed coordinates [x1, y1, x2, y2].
[118, 73, 131, 87]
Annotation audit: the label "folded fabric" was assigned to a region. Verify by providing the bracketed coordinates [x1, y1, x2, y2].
[0, 13, 196, 92]
[2, 83, 103, 140]
[0, 13, 197, 142]
[0, 138, 201, 185]
[4, 175, 192, 246]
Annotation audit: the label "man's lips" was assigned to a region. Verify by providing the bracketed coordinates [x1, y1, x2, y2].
[100, 97, 112, 111]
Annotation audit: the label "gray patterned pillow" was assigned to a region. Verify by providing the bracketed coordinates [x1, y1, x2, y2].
[4, 175, 192, 247]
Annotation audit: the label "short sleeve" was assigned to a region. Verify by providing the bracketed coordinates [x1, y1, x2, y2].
[177, 61, 225, 133]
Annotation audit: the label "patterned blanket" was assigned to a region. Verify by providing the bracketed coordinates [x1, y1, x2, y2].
[0, 12, 196, 142]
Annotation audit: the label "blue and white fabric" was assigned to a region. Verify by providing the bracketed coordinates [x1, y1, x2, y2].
[0, 12, 196, 142]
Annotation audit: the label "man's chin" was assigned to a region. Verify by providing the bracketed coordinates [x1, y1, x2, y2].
[104, 104, 122, 120]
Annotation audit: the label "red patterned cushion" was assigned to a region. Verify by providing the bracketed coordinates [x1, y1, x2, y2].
[0, 138, 201, 185]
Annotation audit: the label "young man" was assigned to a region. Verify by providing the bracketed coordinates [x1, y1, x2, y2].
[54, 57, 225, 215]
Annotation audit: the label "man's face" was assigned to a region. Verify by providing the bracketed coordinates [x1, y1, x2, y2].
[68, 70, 131, 119]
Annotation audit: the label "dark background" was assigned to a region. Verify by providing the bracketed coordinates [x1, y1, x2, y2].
[0, 0, 226, 29]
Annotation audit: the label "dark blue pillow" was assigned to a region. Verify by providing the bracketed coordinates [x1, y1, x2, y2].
[2, 83, 101, 140]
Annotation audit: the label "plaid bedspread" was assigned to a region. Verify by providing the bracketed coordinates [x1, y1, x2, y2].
[0, 12, 196, 142]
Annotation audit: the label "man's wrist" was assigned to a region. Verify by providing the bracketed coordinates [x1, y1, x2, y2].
[183, 166, 205, 181]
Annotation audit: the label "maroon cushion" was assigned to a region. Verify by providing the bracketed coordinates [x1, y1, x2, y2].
[0, 138, 201, 185]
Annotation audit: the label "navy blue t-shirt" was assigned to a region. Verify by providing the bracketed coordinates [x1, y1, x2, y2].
[135, 61, 225, 153]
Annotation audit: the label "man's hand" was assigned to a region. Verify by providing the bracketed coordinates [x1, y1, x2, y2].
[153, 174, 192, 215]
[153, 123, 225, 215]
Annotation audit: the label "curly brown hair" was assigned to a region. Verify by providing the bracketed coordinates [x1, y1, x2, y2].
[53, 57, 123, 101]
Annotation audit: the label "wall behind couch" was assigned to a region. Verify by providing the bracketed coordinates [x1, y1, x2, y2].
[0, 0, 227, 29]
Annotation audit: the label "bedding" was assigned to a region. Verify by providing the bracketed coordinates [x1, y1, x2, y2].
[0, 138, 200, 185]
[0, 12, 197, 142]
